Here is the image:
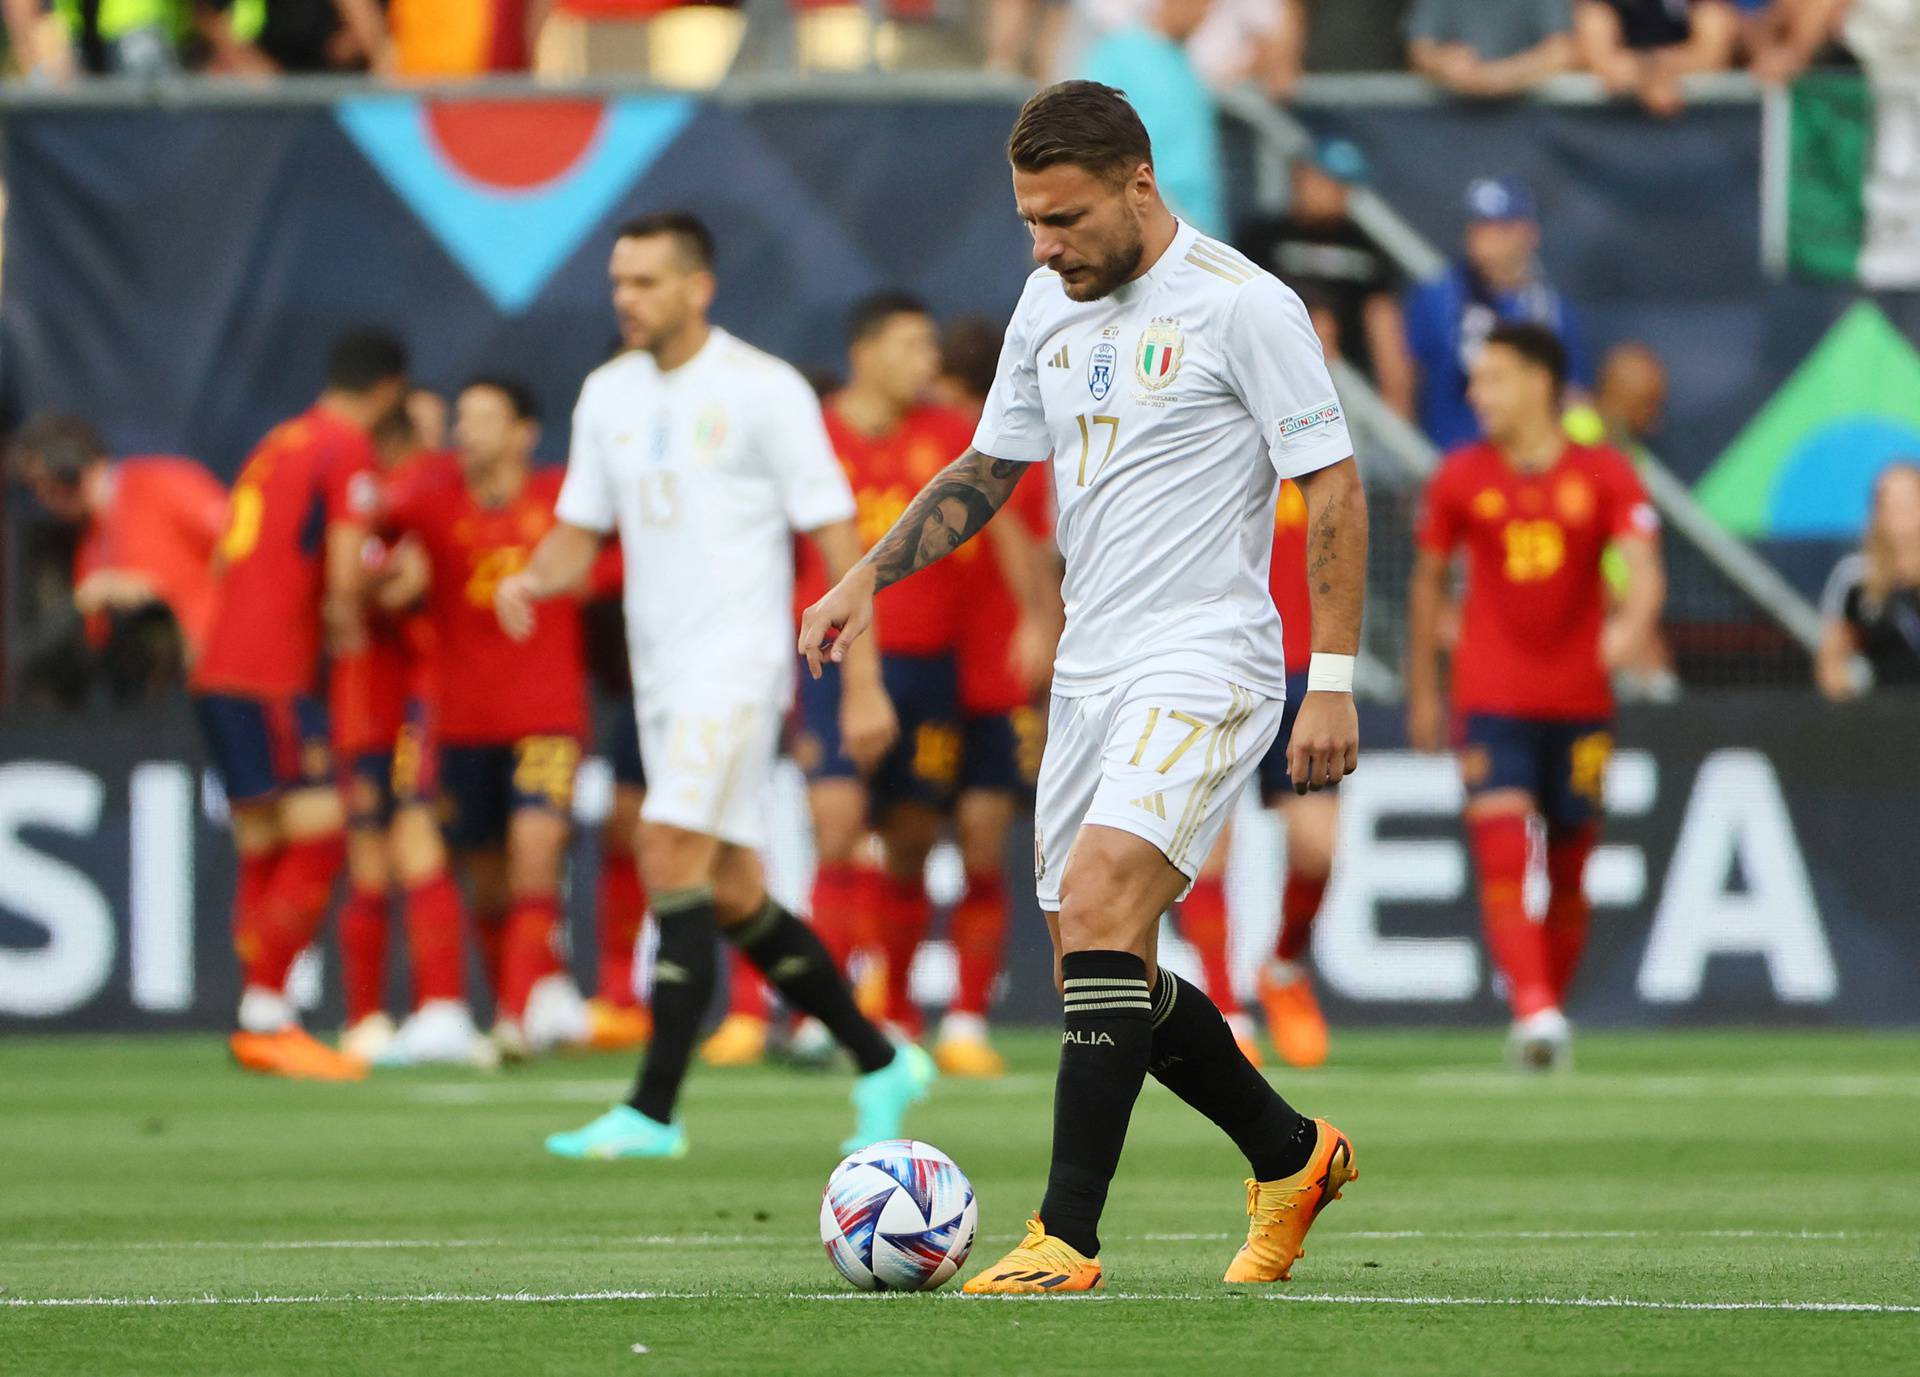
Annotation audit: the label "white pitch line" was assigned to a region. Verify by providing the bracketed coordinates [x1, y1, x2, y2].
[1143, 1229, 1854, 1243]
[0, 1291, 710, 1309]
[0, 1234, 778, 1254]
[4, 1227, 1863, 1255]
[6, 1290, 1918, 1315]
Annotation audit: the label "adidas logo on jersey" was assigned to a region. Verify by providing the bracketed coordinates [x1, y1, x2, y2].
[1131, 792, 1167, 819]
[1048, 345, 1071, 369]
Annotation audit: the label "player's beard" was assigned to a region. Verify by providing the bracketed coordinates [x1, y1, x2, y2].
[1061, 226, 1145, 303]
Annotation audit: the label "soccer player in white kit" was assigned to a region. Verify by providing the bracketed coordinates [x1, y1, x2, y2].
[800, 84, 1369, 1291]
[497, 212, 937, 1161]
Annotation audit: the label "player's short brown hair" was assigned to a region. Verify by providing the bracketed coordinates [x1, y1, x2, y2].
[1484, 321, 1569, 391]
[616, 211, 715, 271]
[1006, 81, 1153, 184]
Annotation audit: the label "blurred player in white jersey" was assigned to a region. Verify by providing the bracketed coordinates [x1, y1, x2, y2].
[802, 83, 1369, 1292]
[499, 213, 936, 1160]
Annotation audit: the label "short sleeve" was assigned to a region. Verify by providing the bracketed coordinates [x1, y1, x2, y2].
[1602, 452, 1660, 540]
[323, 432, 379, 526]
[1819, 552, 1867, 624]
[1222, 274, 1355, 480]
[1405, 0, 1446, 42]
[758, 364, 857, 533]
[1415, 461, 1464, 556]
[971, 291, 1052, 464]
[1555, 296, 1594, 391]
[555, 384, 618, 534]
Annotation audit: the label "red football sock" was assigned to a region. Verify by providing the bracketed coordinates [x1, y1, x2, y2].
[877, 872, 931, 1036]
[809, 862, 864, 972]
[948, 871, 1008, 1018]
[474, 909, 507, 1000]
[596, 852, 647, 1007]
[338, 885, 389, 1025]
[232, 847, 283, 990]
[252, 834, 344, 991]
[1180, 876, 1240, 1015]
[405, 873, 467, 1005]
[1545, 822, 1598, 1006]
[498, 897, 558, 1022]
[1275, 870, 1328, 964]
[1469, 812, 1554, 1019]
[727, 948, 770, 1020]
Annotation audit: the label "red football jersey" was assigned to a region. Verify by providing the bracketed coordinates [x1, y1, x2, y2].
[794, 403, 972, 657]
[385, 458, 587, 743]
[954, 462, 1055, 715]
[1269, 479, 1312, 676]
[1417, 441, 1657, 719]
[330, 619, 414, 758]
[194, 408, 378, 698]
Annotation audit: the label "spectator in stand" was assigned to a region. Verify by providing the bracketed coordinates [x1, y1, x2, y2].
[8, 416, 227, 698]
[2, 0, 181, 78]
[1568, 343, 1682, 702]
[1575, 0, 1740, 116]
[1239, 138, 1415, 418]
[1083, 0, 1226, 234]
[1405, 177, 1590, 452]
[194, 0, 393, 74]
[1817, 460, 1920, 699]
[1407, 0, 1578, 98]
[1059, 0, 1303, 98]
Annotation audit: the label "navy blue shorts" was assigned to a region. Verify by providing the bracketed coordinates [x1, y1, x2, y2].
[1256, 671, 1336, 803]
[603, 698, 647, 789]
[342, 706, 439, 829]
[796, 653, 962, 812]
[440, 735, 581, 850]
[194, 692, 331, 805]
[960, 704, 1045, 796]
[1459, 714, 1614, 829]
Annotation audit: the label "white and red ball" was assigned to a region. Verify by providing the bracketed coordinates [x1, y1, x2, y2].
[819, 1139, 977, 1292]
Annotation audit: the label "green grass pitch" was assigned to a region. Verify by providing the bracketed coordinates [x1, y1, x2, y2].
[4, 1029, 1917, 1375]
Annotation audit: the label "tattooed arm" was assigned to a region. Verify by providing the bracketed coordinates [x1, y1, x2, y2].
[1285, 456, 1368, 793]
[798, 449, 1029, 678]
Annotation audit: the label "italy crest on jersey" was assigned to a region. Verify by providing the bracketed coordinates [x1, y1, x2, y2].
[1089, 342, 1117, 401]
[1136, 318, 1184, 391]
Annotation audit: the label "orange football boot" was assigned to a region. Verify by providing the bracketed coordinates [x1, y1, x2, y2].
[585, 998, 652, 1051]
[229, 1028, 368, 1082]
[1223, 1118, 1357, 1283]
[1259, 968, 1329, 1069]
[961, 1216, 1104, 1294]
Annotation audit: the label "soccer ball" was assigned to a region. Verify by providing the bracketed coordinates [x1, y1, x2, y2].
[819, 1139, 977, 1292]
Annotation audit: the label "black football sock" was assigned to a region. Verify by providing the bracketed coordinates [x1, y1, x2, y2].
[1148, 971, 1317, 1181]
[1037, 950, 1153, 1258]
[725, 898, 895, 1074]
[627, 886, 719, 1124]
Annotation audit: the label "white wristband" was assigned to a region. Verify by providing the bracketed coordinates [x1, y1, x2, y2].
[1305, 653, 1355, 694]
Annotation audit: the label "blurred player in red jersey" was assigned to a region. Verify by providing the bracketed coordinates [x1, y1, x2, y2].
[929, 318, 1063, 1077]
[10, 416, 229, 676]
[332, 400, 493, 1069]
[383, 376, 602, 1060]
[724, 292, 970, 1067]
[1179, 477, 1341, 1069]
[1409, 322, 1664, 1070]
[191, 328, 408, 1080]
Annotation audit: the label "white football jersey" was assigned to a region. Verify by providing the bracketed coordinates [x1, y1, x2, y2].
[973, 220, 1354, 698]
[557, 327, 855, 704]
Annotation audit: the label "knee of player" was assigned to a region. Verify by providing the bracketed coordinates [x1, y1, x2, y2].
[637, 821, 718, 891]
[345, 831, 390, 890]
[280, 786, 346, 842]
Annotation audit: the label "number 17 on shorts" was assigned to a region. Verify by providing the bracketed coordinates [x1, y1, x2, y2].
[1033, 671, 1283, 909]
